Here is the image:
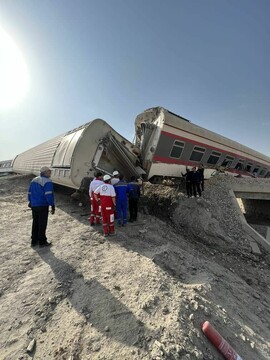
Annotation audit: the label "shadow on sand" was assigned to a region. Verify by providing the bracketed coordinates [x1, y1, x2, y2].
[37, 248, 147, 347]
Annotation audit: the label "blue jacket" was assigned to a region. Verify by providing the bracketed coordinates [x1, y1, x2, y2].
[28, 176, 55, 207]
[114, 180, 128, 201]
[127, 182, 140, 199]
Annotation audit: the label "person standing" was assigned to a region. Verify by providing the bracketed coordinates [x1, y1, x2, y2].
[181, 168, 192, 197]
[190, 167, 202, 197]
[114, 175, 128, 226]
[89, 172, 103, 226]
[111, 170, 120, 185]
[28, 166, 55, 247]
[110, 170, 120, 219]
[127, 176, 141, 222]
[198, 164, 205, 192]
[94, 175, 116, 237]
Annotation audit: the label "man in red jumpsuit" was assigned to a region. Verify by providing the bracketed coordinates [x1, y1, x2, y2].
[94, 175, 116, 237]
[89, 172, 103, 226]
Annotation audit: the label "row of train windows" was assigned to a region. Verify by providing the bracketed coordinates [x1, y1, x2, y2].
[170, 141, 269, 176]
[53, 168, 70, 177]
[0, 162, 12, 168]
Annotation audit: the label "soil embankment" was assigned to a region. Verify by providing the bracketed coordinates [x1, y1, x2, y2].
[0, 174, 270, 360]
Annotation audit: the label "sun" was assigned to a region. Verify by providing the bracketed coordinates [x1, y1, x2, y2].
[0, 27, 29, 109]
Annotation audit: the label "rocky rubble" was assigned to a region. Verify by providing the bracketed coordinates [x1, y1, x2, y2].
[0, 174, 270, 359]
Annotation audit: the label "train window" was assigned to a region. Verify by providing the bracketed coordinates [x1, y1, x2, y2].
[253, 167, 259, 174]
[259, 168, 266, 176]
[221, 156, 234, 168]
[265, 171, 270, 178]
[245, 163, 253, 172]
[189, 146, 205, 162]
[235, 160, 244, 170]
[207, 151, 221, 165]
[170, 140, 185, 159]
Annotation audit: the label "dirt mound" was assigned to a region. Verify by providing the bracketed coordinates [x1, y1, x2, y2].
[0, 174, 270, 360]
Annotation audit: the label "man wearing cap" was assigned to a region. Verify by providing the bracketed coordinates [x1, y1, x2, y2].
[94, 175, 116, 237]
[111, 170, 120, 185]
[89, 172, 103, 226]
[28, 166, 55, 247]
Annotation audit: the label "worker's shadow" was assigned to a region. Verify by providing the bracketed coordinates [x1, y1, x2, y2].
[37, 249, 147, 347]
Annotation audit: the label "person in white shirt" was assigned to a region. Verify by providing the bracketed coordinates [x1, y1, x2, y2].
[110, 170, 120, 185]
[94, 175, 116, 237]
[89, 172, 103, 225]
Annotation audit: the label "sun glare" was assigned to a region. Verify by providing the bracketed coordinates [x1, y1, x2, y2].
[0, 27, 29, 109]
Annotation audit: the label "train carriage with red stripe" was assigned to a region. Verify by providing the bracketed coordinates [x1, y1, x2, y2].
[134, 107, 270, 183]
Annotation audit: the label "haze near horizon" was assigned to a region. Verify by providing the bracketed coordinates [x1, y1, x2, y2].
[0, 0, 270, 160]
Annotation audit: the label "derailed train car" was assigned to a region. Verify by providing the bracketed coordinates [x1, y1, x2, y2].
[134, 107, 270, 182]
[12, 119, 143, 189]
[12, 107, 270, 187]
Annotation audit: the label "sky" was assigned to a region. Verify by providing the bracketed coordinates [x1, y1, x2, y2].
[0, 0, 270, 160]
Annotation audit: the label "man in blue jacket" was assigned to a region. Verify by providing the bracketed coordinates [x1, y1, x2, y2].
[28, 166, 55, 247]
[114, 174, 128, 226]
[127, 176, 141, 222]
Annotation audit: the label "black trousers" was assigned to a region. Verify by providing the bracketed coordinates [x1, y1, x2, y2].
[186, 181, 192, 197]
[129, 198, 139, 221]
[31, 206, 49, 245]
[191, 182, 201, 197]
[201, 178, 204, 191]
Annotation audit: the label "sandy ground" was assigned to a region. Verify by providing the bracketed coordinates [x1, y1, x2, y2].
[0, 174, 270, 360]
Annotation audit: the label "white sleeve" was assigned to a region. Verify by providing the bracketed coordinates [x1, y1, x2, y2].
[110, 186, 116, 197]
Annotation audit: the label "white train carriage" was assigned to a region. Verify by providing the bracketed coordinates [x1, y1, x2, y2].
[13, 119, 142, 189]
[135, 107, 270, 182]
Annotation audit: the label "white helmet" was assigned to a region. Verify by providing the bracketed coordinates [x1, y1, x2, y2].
[113, 170, 119, 176]
[103, 174, 111, 181]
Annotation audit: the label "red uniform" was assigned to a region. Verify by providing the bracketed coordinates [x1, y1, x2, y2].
[89, 178, 103, 225]
[94, 183, 116, 236]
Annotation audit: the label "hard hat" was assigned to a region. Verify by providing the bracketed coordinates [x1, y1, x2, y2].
[103, 174, 111, 181]
[113, 170, 119, 176]
[40, 166, 51, 173]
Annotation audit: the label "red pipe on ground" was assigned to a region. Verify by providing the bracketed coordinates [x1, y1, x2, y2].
[202, 321, 243, 360]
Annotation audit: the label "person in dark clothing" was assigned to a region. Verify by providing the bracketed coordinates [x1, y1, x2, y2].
[190, 167, 202, 197]
[28, 166, 55, 247]
[181, 168, 192, 197]
[127, 176, 141, 222]
[198, 164, 205, 191]
[114, 175, 128, 226]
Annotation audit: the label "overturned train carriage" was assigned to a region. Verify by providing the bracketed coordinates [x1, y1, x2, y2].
[12, 119, 143, 189]
[135, 107, 270, 182]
